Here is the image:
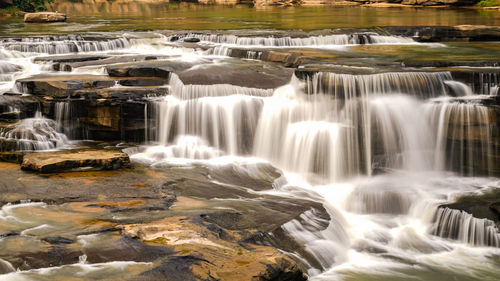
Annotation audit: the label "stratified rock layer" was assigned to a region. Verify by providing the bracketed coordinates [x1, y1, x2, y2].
[21, 150, 130, 173]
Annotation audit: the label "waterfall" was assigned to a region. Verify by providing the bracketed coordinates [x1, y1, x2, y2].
[155, 95, 264, 155]
[444, 81, 474, 97]
[368, 95, 436, 171]
[432, 207, 500, 247]
[0, 112, 69, 151]
[175, 33, 416, 47]
[0, 35, 163, 55]
[303, 71, 452, 98]
[425, 99, 495, 176]
[55, 101, 78, 139]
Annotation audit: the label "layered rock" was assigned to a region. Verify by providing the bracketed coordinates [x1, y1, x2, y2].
[21, 150, 131, 173]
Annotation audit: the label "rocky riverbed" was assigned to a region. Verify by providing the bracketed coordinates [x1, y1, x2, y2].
[1, 15, 500, 280]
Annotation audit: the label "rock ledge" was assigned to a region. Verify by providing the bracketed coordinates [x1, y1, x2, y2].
[21, 150, 130, 173]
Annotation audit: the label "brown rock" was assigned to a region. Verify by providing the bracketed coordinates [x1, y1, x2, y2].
[21, 150, 130, 173]
[123, 216, 306, 281]
[24, 12, 67, 23]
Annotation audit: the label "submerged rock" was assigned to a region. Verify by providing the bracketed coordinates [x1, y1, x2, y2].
[21, 150, 130, 173]
[24, 12, 67, 23]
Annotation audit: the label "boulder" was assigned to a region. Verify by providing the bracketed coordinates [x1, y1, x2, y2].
[24, 12, 67, 23]
[21, 150, 130, 173]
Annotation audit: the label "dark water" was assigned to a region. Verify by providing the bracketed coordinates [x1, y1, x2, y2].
[1, 2, 500, 35]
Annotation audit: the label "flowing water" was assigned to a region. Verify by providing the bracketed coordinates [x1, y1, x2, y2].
[1, 3, 500, 280]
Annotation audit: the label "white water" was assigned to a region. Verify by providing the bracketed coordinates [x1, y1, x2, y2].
[175, 33, 418, 48]
[0, 32, 499, 280]
[128, 66, 500, 279]
[0, 112, 70, 151]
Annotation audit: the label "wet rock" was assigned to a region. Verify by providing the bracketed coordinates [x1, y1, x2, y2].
[24, 12, 67, 23]
[118, 77, 168, 87]
[183, 37, 201, 43]
[21, 150, 131, 173]
[0, 95, 40, 119]
[0, 152, 24, 163]
[42, 236, 75, 245]
[71, 87, 168, 101]
[176, 59, 293, 89]
[106, 62, 174, 78]
[33, 54, 110, 64]
[16, 75, 116, 98]
[123, 216, 307, 281]
[383, 25, 500, 42]
[441, 188, 500, 228]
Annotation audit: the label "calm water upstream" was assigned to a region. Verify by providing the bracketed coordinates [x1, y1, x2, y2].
[1, 3, 500, 35]
[1, 2, 500, 281]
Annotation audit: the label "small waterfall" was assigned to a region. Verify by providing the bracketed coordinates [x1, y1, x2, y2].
[55, 101, 79, 139]
[444, 80, 474, 97]
[0, 112, 69, 151]
[304, 71, 452, 98]
[490, 86, 499, 96]
[155, 95, 264, 155]
[205, 46, 231, 56]
[432, 207, 500, 247]
[368, 95, 436, 171]
[281, 208, 350, 274]
[281, 121, 346, 183]
[425, 100, 495, 175]
[472, 72, 499, 96]
[176, 33, 415, 47]
[0, 36, 162, 55]
[0, 62, 21, 82]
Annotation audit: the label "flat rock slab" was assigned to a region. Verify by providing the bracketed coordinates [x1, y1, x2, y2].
[16, 75, 116, 97]
[176, 59, 293, 89]
[21, 150, 130, 173]
[105, 60, 195, 78]
[24, 12, 67, 23]
[16, 75, 168, 98]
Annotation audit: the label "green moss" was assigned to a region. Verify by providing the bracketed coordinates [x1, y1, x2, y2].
[477, 0, 500, 6]
[0, 6, 21, 16]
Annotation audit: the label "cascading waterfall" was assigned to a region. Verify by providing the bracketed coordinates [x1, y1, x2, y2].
[1, 30, 495, 279]
[425, 99, 495, 176]
[444, 80, 474, 97]
[54, 101, 80, 139]
[175, 33, 416, 47]
[433, 207, 500, 247]
[303, 71, 452, 98]
[1, 36, 129, 55]
[0, 112, 69, 151]
[368, 95, 436, 171]
[133, 66, 500, 278]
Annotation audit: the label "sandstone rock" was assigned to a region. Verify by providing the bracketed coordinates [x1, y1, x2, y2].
[24, 12, 67, 23]
[123, 216, 307, 281]
[16, 75, 116, 98]
[21, 150, 130, 173]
